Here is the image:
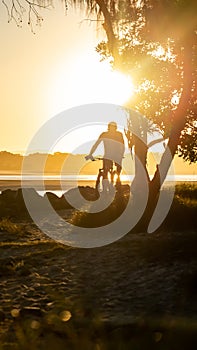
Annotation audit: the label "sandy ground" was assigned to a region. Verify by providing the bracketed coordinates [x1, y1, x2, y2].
[0, 181, 197, 348]
[1, 218, 197, 348]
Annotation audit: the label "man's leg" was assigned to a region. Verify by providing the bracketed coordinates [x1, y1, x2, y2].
[103, 159, 113, 179]
[102, 159, 112, 192]
[115, 163, 122, 191]
[116, 163, 122, 181]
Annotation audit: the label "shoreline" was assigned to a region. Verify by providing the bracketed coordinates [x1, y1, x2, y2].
[0, 179, 196, 192]
[0, 180, 95, 191]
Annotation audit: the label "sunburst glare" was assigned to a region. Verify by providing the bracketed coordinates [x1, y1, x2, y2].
[47, 52, 134, 115]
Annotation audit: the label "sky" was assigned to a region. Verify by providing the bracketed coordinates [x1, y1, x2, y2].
[0, 1, 196, 177]
[0, 2, 134, 154]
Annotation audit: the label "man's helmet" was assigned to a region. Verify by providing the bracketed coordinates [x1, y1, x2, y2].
[108, 121, 117, 130]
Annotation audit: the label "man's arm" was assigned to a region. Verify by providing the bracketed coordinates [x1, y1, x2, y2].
[85, 134, 103, 160]
[119, 131, 125, 145]
[118, 132, 125, 159]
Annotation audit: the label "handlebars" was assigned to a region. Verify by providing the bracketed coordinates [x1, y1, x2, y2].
[85, 155, 103, 161]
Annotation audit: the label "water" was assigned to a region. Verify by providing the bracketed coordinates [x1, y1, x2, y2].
[0, 174, 196, 182]
[0, 174, 196, 197]
[0, 175, 97, 181]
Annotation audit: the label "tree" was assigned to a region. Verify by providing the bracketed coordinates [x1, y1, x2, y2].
[95, 0, 196, 183]
[92, 0, 197, 229]
[3, 0, 197, 230]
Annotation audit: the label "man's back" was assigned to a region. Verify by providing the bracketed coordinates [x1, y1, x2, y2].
[100, 130, 124, 143]
[85, 121, 125, 166]
[99, 130, 124, 164]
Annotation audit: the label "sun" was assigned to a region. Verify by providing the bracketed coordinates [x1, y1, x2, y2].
[103, 68, 134, 104]
[47, 52, 134, 115]
[75, 53, 134, 105]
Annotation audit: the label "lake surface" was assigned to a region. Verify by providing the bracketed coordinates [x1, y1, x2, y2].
[0, 174, 196, 181]
[0, 174, 196, 197]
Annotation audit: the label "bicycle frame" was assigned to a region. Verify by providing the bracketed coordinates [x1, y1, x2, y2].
[93, 158, 121, 192]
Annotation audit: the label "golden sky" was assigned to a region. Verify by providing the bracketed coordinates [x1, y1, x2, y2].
[0, 2, 196, 178]
[0, 3, 133, 154]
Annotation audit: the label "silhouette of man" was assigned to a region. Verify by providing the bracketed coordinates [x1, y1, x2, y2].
[85, 122, 125, 184]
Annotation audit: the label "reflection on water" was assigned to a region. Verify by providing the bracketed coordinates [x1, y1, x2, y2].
[0, 175, 98, 181]
[0, 174, 196, 197]
[0, 174, 196, 181]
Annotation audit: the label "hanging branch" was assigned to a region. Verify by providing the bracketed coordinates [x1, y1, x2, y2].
[2, 0, 54, 32]
[96, 0, 120, 67]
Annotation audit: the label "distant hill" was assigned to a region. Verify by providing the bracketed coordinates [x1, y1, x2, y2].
[0, 151, 196, 175]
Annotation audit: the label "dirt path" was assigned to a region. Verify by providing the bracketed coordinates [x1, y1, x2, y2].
[1, 226, 197, 349]
[1, 228, 197, 316]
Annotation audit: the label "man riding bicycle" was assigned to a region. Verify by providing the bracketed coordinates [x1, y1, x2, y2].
[85, 122, 125, 188]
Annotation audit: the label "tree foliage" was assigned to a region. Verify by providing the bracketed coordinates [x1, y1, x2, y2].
[93, 0, 197, 164]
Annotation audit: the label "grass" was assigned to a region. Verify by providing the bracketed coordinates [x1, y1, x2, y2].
[174, 183, 197, 207]
[0, 218, 25, 235]
[69, 183, 197, 232]
[161, 183, 197, 231]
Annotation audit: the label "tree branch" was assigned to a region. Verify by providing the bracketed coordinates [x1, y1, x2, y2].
[147, 138, 167, 149]
[96, 0, 120, 67]
[2, 0, 53, 31]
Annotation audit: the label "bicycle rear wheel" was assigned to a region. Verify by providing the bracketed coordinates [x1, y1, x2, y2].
[95, 168, 103, 191]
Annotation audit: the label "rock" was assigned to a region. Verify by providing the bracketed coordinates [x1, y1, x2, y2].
[0, 189, 18, 216]
[0, 188, 43, 218]
[59, 194, 73, 209]
[0, 189, 17, 202]
[0, 202, 11, 218]
[44, 192, 59, 202]
[44, 192, 64, 210]
[0, 185, 131, 220]
[78, 186, 99, 201]
[16, 188, 43, 216]
[16, 188, 41, 205]
[62, 186, 99, 208]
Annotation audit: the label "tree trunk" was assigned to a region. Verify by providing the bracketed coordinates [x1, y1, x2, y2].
[141, 38, 194, 232]
[96, 0, 120, 66]
[131, 135, 150, 193]
[150, 38, 193, 194]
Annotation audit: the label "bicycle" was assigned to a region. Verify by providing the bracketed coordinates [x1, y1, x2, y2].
[85, 155, 122, 193]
